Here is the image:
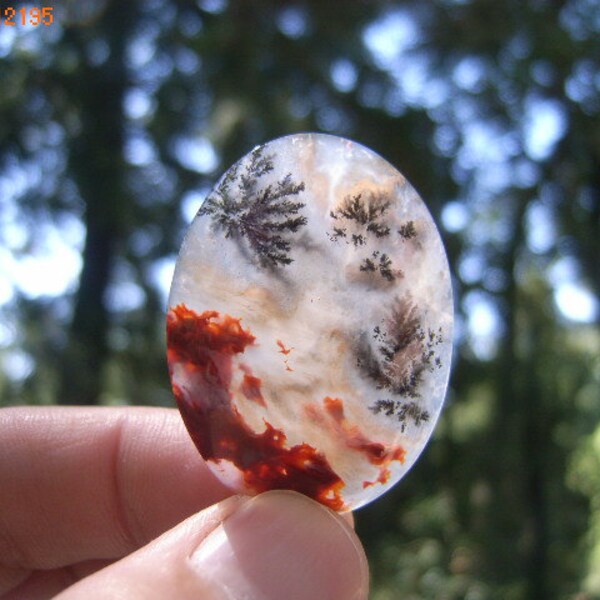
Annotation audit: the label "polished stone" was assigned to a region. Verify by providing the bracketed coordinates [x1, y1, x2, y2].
[167, 133, 453, 511]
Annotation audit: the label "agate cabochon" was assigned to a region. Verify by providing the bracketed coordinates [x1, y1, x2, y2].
[167, 133, 453, 511]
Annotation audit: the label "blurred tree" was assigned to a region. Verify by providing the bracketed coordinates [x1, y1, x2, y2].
[0, 0, 598, 598]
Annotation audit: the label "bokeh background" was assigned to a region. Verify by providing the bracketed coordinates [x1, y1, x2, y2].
[1, 1, 599, 598]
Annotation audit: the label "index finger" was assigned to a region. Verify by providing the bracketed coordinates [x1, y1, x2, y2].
[0, 406, 231, 572]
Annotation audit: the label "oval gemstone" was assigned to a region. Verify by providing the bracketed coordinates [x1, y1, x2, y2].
[167, 133, 453, 511]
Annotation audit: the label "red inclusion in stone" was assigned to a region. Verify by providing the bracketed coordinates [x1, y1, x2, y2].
[239, 364, 267, 407]
[306, 397, 406, 489]
[276, 339, 293, 355]
[167, 304, 346, 511]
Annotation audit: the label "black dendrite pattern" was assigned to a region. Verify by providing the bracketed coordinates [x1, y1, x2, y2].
[369, 399, 430, 433]
[356, 296, 443, 430]
[329, 192, 391, 247]
[398, 220, 417, 240]
[329, 193, 391, 243]
[328, 192, 404, 282]
[199, 146, 306, 267]
[359, 251, 402, 282]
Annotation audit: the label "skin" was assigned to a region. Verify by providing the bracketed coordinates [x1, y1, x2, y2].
[0, 406, 369, 600]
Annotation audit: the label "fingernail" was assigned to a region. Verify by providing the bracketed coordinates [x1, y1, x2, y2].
[191, 490, 369, 600]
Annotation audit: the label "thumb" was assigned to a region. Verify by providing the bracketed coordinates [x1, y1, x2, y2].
[57, 491, 369, 600]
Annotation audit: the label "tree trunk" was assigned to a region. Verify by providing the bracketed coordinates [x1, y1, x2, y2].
[59, 2, 136, 405]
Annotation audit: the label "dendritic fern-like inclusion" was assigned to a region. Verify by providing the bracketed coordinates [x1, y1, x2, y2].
[167, 133, 453, 512]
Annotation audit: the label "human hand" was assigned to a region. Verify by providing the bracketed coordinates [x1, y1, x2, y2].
[0, 406, 368, 599]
